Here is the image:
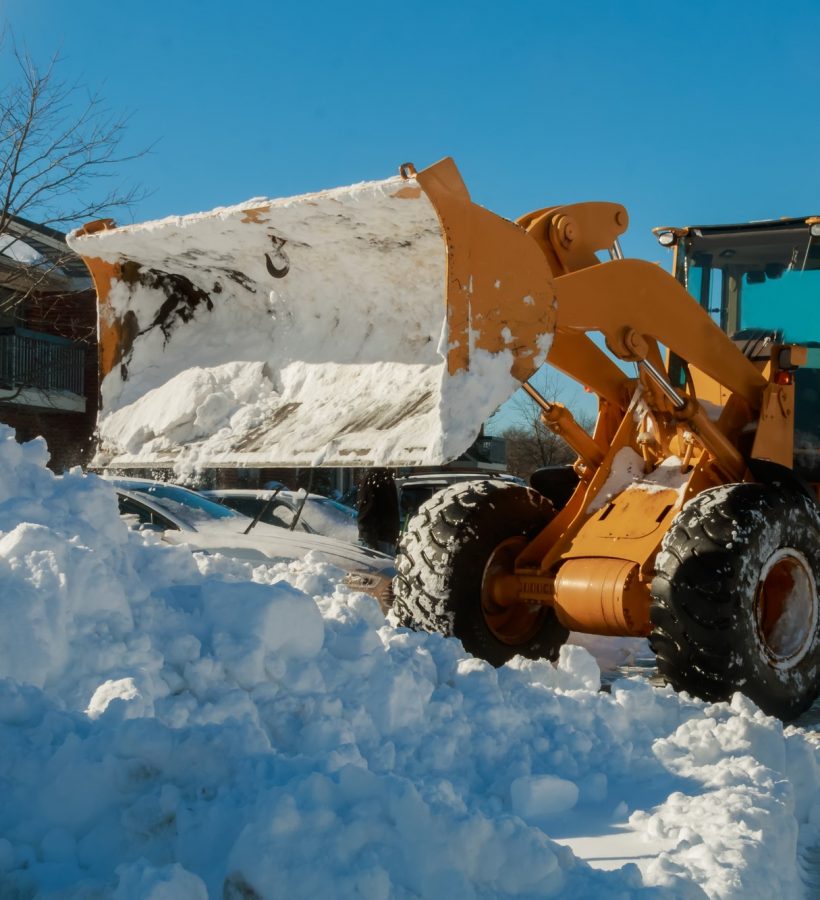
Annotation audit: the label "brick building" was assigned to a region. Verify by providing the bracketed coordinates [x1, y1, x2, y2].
[0, 215, 97, 470]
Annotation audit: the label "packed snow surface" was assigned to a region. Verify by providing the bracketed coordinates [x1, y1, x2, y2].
[68, 174, 551, 473]
[2, 425, 820, 898]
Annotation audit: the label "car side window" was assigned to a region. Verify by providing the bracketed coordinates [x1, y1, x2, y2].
[228, 497, 260, 518]
[118, 495, 179, 531]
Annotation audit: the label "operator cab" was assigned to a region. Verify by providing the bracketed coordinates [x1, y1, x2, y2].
[656, 217, 820, 482]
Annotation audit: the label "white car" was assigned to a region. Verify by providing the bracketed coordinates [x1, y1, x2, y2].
[106, 477, 393, 579]
[202, 488, 359, 543]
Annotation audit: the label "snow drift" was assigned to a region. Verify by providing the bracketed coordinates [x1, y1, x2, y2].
[1, 425, 819, 898]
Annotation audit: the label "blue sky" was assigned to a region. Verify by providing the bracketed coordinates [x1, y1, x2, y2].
[4, 0, 819, 426]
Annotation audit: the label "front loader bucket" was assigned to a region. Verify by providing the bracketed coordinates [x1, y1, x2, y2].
[69, 158, 556, 469]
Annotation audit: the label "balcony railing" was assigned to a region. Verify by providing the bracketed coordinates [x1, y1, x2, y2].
[0, 326, 85, 397]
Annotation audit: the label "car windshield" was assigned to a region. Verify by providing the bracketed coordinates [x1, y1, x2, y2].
[224, 493, 315, 533]
[311, 496, 357, 519]
[113, 481, 243, 529]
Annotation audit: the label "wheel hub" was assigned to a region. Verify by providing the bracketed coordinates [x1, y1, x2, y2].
[481, 536, 547, 645]
[755, 548, 818, 669]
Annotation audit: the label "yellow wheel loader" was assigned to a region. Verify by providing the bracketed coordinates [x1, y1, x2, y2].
[69, 158, 820, 720]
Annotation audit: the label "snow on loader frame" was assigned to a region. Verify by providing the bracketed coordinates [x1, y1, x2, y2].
[69, 158, 820, 721]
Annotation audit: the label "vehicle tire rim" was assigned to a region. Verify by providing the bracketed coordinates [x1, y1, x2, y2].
[481, 536, 546, 646]
[755, 548, 818, 669]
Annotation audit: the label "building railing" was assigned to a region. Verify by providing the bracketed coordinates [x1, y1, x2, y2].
[0, 326, 85, 397]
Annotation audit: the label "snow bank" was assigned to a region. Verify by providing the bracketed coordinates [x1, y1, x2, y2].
[1, 425, 819, 898]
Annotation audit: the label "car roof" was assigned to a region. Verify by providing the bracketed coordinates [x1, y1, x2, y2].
[396, 472, 522, 486]
[204, 488, 344, 500]
[205, 489, 292, 500]
[104, 475, 201, 493]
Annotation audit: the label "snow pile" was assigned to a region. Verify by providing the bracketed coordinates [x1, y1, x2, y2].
[633, 694, 817, 896]
[69, 174, 550, 473]
[1, 426, 819, 898]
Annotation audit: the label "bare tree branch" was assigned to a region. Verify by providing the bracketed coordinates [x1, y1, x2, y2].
[488, 369, 595, 481]
[0, 29, 149, 414]
[0, 36, 149, 238]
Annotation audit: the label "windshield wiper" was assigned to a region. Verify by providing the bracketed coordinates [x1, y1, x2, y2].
[242, 468, 314, 535]
[289, 468, 313, 531]
[243, 486, 284, 535]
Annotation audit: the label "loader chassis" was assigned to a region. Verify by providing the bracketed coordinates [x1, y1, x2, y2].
[70, 158, 820, 719]
[394, 180, 819, 720]
[477, 216, 820, 649]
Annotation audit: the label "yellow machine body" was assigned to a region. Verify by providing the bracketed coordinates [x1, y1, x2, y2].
[70, 158, 819, 641]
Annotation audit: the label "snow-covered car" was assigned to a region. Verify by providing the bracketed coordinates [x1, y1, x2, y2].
[202, 488, 358, 543]
[106, 477, 393, 579]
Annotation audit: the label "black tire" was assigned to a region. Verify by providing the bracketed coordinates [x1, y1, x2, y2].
[650, 483, 820, 720]
[392, 480, 569, 666]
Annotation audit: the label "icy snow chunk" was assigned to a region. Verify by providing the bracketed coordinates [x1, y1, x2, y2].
[505, 644, 601, 692]
[86, 678, 144, 720]
[113, 860, 208, 899]
[555, 644, 601, 691]
[511, 774, 580, 821]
